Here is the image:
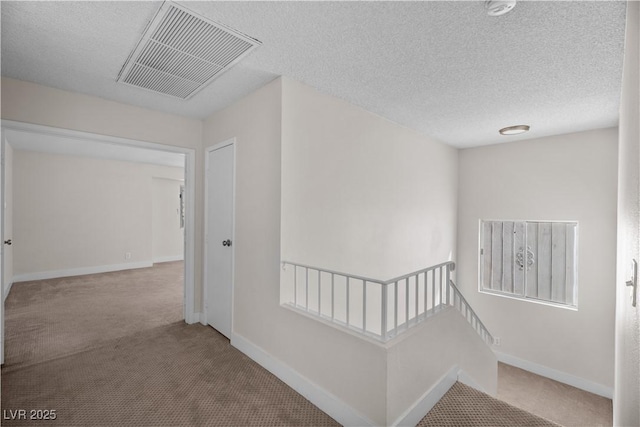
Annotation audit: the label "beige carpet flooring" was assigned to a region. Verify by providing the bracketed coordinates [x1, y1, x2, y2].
[418, 366, 613, 427]
[2, 262, 184, 370]
[2, 261, 614, 427]
[418, 381, 560, 427]
[1, 262, 339, 426]
[497, 363, 613, 427]
[418, 359, 613, 427]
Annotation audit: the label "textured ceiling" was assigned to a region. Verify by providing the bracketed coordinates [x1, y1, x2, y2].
[1, 1, 627, 148]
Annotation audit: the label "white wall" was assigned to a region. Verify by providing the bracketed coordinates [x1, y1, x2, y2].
[614, 1, 640, 425]
[457, 128, 618, 394]
[0, 78, 202, 149]
[202, 77, 470, 425]
[203, 78, 389, 425]
[281, 79, 458, 280]
[387, 308, 497, 425]
[280, 79, 475, 425]
[1, 77, 203, 309]
[13, 150, 183, 278]
[152, 177, 184, 263]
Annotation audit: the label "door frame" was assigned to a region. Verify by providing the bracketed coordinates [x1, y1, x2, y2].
[203, 138, 236, 333]
[0, 120, 199, 330]
[0, 134, 5, 365]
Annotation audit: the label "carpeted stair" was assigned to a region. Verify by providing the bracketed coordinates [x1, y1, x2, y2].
[418, 381, 561, 426]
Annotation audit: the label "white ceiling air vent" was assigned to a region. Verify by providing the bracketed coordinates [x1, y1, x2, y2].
[117, 2, 261, 99]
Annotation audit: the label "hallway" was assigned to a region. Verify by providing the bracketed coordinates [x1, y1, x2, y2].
[0, 262, 615, 426]
[1, 262, 337, 426]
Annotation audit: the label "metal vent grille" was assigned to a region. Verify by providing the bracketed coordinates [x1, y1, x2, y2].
[117, 2, 260, 99]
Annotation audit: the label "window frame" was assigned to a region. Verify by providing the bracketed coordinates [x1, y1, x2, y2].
[477, 219, 579, 310]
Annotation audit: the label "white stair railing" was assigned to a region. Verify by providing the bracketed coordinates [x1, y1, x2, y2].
[448, 280, 494, 345]
[281, 261, 493, 344]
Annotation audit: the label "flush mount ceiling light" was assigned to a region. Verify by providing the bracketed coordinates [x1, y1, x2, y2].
[485, 0, 517, 17]
[499, 125, 530, 135]
[117, 1, 261, 99]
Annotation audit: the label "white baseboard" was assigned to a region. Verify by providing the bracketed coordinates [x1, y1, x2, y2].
[3, 279, 14, 302]
[457, 369, 488, 394]
[391, 366, 458, 427]
[231, 332, 376, 427]
[494, 351, 613, 399]
[153, 255, 184, 264]
[12, 261, 154, 283]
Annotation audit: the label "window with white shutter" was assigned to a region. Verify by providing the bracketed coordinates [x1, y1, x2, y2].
[479, 220, 578, 308]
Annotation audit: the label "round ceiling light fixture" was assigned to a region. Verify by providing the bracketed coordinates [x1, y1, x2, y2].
[499, 125, 530, 135]
[485, 0, 517, 17]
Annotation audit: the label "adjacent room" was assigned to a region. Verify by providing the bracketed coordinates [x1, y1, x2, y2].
[1, 1, 638, 427]
[2, 135, 187, 370]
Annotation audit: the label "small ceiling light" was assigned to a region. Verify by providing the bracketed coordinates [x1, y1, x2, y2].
[485, 0, 517, 17]
[499, 125, 530, 135]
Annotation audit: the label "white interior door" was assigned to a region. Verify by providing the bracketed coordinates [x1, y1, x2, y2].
[1, 137, 4, 365]
[205, 142, 235, 338]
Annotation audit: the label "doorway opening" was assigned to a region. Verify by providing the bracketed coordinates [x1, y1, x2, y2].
[0, 120, 197, 365]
